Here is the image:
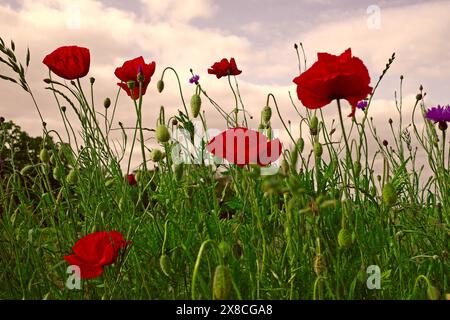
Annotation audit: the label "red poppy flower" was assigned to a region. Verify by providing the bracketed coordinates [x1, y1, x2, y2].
[206, 128, 282, 167]
[64, 231, 128, 279]
[208, 58, 242, 79]
[127, 174, 137, 186]
[293, 48, 372, 117]
[114, 56, 156, 100]
[43, 46, 90, 80]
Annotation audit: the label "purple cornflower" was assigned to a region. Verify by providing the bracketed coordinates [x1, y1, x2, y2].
[189, 74, 200, 85]
[425, 105, 450, 122]
[426, 104, 450, 131]
[356, 100, 368, 110]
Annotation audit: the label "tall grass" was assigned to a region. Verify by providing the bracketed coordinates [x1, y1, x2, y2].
[0, 38, 448, 300]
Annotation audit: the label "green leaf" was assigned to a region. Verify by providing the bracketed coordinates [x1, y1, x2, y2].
[26, 47, 30, 67]
[0, 74, 17, 83]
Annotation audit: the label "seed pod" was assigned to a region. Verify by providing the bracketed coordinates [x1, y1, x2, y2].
[159, 254, 172, 277]
[66, 169, 78, 185]
[313, 142, 323, 158]
[39, 149, 50, 162]
[20, 164, 34, 176]
[382, 183, 397, 206]
[150, 149, 163, 162]
[310, 116, 318, 135]
[156, 125, 170, 143]
[213, 265, 232, 300]
[313, 254, 325, 276]
[157, 79, 164, 93]
[338, 228, 352, 249]
[427, 285, 440, 300]
[173, 163, 184, 181]
[262, 106, 272, 123]
[190, 94, 201, 118]
[127, 80, 135, 91]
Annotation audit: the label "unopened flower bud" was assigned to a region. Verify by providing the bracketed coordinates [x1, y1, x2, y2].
[157, 79, 164, 93]
[190, 94, 201, 118]
[310, 116, 319, 135]
[150, 149, 163, 162]
[213, 265, 232, 300]
[89, 77, 95, 85]
[383, 140, 389, 147]
[104, 97, 111, 109]
[262, 106, 272, 123]
[382, 182, 397, 206]
[427, 285, 440, 300]
[66, 169, 78, 185]
[313, 142, 323, 158]
[156, 125, 170, 143]
[39, 149, 50, 162]
[338, 228, 352, 249]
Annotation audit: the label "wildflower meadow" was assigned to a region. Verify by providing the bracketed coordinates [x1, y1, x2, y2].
[0, 34, 449, 301]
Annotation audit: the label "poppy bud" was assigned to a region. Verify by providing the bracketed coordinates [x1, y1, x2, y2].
[150, 149, 163, 162]
[39, 149, 50, 162]
[388, 118, 393, 125]
[173, 163, 184, 181]
[127, 80, 135, 91]
[157, 80, 164, 93]
[416, 93, 422, 101]
[377, 175, 382, 182]
[61, 106, 66, 112]
[294, 43, 298, 49]
[66, 169, 78, 185]
[427, 285, 440, 300]
[310, 116, 319, 135]
[213, 265, 232, 300]
[89, 77, 95, 85]
[382, 182, 397, 206]
[313, 142, 323, 158]
[262, 106, 272, 123]
[383, 140, 389, 147]
[190, 94, 201, 118]
[53, 166, 63, 181]
[337, 228, 352, 249]
[159, 254, 172, 277]
[297, 138, 304, 153]
[313, 254, 325, 276]
[156, 125, 170, 143]
[104, 97, 111, 109]
[43, 78, 52, 84]
[20, 164, 34, 176]
[171, 119, 178, 126]
[280, 159, 290, 176]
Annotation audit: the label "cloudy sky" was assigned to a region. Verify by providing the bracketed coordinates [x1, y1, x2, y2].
[1, 0, 449, 170]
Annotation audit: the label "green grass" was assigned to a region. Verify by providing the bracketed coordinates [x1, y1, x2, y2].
[0, 38, 448, 300]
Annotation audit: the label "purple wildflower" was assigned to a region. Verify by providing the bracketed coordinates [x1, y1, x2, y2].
[356, 100, 368, 110]
[189, 74, 200, 85]
[425, 105, 450, 123]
